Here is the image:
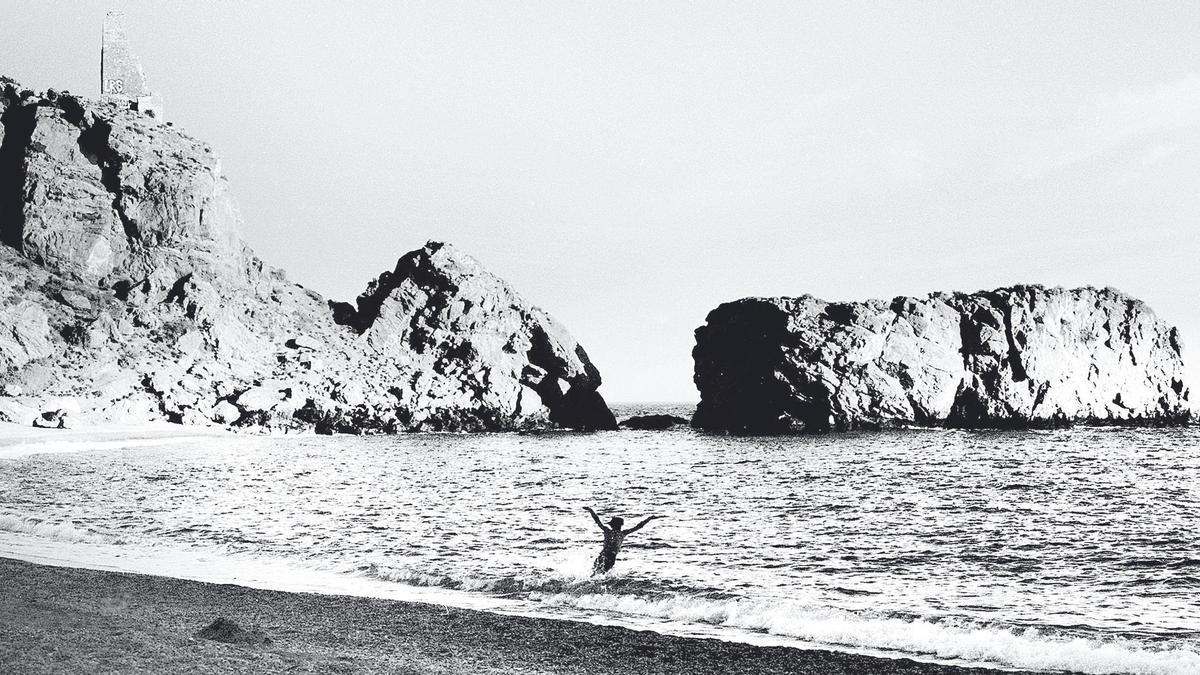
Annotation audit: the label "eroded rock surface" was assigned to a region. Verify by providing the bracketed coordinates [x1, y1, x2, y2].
[692, 287, 1191, 434]
[0, 79, 614, 432]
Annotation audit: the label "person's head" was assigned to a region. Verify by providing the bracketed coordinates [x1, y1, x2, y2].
[608, 517, 624, 530]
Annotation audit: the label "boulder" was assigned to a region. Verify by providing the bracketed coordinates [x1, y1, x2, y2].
[211, 400, 241, 425]
[235, 383, 291, 413]
[0, 302, 54, 370]
[333, 383, 366, 408]
[0, 398, 39, 425]
[176, 330, 204, 357]
[95, 371, 140, 402]
[692, 286, 1191, 433]
[10, 362, 53, 395]
[286, 335, 321, 351]
[194, 618, 270, 645]
[57, 289, 93, 312]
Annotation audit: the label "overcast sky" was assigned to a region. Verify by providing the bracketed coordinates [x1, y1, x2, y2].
[3, 1, 1198, 402]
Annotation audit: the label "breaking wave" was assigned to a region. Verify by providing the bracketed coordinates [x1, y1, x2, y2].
[356, 564, 1200, 675]
[542, 592, 1200, 675]
[0, 513, 124, 545]
[358, 562, 732, 599]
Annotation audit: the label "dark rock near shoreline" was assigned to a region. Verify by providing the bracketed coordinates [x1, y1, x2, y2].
[0, 78, 614, 432]
[32, 407, 71, 429]
[619, 414, 690, 430]
[693, 287, 1191, 434]
[195, 617, 271, 645]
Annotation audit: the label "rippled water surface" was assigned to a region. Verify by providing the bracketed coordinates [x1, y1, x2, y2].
[2, 417, 1198, 674]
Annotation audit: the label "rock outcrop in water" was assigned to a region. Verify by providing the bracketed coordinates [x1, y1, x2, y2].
[618, 414, 690, 430]
[692, 286, 1191, 433]
[0, 78, 616, 432]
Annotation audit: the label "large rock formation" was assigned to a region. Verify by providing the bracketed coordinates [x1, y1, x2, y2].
[692, 287, 1191, 434]
[0, 79, 616, 432]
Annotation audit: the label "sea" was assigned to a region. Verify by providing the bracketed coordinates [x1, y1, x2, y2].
[1, 404, 1198, 675]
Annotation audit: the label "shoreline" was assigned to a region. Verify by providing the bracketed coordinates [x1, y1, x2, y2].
[0, 557, 1048, 675]
[0, 422, 238, 460]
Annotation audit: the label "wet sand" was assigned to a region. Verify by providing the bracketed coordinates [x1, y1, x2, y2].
[0, 557, 1052, 675]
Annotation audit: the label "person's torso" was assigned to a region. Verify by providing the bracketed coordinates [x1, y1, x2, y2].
[602, 529, 626, 554]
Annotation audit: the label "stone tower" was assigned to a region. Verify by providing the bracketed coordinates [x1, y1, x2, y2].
[101, 11, 163, 119]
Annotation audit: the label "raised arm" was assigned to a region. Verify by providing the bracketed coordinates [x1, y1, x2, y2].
[584, 507, 609, 531]
[625, 515, 660, 534]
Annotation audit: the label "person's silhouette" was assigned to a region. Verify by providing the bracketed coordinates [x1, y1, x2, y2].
[584, 507, 660, 575]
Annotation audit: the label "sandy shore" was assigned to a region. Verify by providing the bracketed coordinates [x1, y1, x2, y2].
[0, 557, 1050, 675]
[0, 422, 238, 461]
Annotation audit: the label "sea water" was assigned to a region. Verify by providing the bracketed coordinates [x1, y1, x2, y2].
[1, 409, 1198, 675]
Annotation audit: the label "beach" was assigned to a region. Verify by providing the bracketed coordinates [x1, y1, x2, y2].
[0, 3, 1196, 673]
[3, 425, 1197, 673]
[0, 557, 1046, 675]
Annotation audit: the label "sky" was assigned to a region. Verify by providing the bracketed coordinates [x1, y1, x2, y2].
[2, 1, 1198, 402]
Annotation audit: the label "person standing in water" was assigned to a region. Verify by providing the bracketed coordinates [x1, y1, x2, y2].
[584, 507, 661, 575]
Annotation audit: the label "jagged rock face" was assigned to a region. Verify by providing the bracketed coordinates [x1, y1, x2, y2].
[0, 80, 614, 432]
[335, 243, 615, 431]
[692, 286, 1191, 434]
[1, 84, 248, 287]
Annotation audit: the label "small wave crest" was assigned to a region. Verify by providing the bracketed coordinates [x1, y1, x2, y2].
[357, 563, 728, 599]
[538, 592, 1200, 675]
[0, 513, 124, 545]
[351, 562, 1200, 673]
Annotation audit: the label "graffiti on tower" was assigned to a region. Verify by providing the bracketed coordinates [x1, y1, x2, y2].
[101, 11, 163, 120]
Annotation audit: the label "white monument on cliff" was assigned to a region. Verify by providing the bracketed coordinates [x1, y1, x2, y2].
[100, 11, 163, 120]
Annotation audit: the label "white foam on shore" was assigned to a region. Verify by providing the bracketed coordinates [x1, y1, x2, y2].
[353, 561, 1200, 675]
[0, 532, 993, 670]
[540, 592, 1200, 675]
[0, 532, 516, 612]
[0, 423, 241, 459]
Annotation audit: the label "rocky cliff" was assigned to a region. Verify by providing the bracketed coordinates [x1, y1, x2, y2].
[692, 286, 1191, 433]
[0, 79, 616, 432]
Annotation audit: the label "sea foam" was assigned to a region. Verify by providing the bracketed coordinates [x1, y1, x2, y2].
[539, 591, 1200, 675]
[354, 562, 1200, 675]
[0, 513, 123, 545]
